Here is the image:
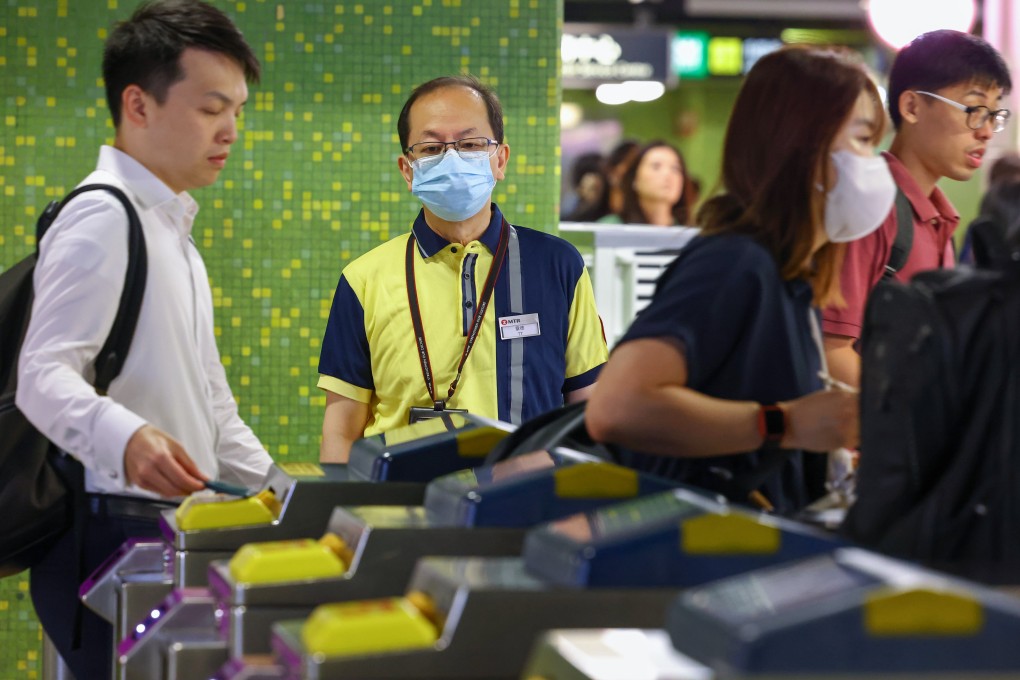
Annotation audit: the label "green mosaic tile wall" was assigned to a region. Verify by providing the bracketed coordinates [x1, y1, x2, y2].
[0, 1, 562, 676]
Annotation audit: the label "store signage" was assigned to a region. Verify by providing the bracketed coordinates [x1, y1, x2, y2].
[672, 31, 709, 79]
[672, 32, 784, 78]
[562, 25, 673, 88]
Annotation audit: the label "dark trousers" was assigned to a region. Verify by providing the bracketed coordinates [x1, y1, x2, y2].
[30, 496, 166, 680]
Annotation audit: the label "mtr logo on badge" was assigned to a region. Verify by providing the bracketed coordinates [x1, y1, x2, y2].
[498, 314, 541, 340]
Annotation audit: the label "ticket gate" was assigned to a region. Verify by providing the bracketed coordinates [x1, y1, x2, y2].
[82, 461, 423, 670]
[92, 414, 512, 680]
[347, 411, 511, 482]
[166, 414, 511, 586]
[214, 453, 678, 657]
[523, 548, 1020, 680]
[117, 451, 677, 679]
[270, 487, 844, 679]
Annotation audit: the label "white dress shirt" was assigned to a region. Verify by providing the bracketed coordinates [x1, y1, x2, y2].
[17, 146, 273, 496]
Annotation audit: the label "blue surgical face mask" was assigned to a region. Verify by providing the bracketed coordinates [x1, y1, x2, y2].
[410, 149, 496, 222]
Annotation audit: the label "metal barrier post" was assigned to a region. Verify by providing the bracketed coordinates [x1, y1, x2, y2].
[41, 633, 75, 680]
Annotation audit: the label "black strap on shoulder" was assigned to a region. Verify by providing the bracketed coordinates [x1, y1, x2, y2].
[883, 188, 914, 280]
[36, 184, 148, 393]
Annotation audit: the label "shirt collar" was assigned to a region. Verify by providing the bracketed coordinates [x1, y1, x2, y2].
[882, 151, 960, 227]
[97, 145, 199, 232]
[410, 203, 504, 258]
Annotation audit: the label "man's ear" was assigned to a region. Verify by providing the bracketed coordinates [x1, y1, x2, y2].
[120, 84, 151, 128]
[397, 154, 414, 190]
[492, 142, 510, 181]
[898, 90, 922, 125]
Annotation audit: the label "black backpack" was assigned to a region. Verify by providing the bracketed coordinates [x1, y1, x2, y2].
[843, 263, 1020, 582]
[0, 184, 147, 577]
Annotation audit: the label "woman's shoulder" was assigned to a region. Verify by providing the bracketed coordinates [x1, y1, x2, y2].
[684, 232, 776, 271]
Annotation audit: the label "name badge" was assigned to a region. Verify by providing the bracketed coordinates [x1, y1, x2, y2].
[498, 313, 541, 340]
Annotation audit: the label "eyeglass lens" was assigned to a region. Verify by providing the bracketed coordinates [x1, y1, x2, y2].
[967, 107, 1009, 132]
[410, 137, 494, 158]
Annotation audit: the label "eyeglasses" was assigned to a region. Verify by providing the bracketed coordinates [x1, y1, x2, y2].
[914, 90, 1011, 133]
[405, 136, 499, 161]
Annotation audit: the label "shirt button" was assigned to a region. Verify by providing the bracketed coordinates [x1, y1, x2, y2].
[931, 218, 938, 226]
[465, 301, 474, 309]
[451, 247, 458, 254]
[463, 273, 470, 280]
[109, 470, 119, 479]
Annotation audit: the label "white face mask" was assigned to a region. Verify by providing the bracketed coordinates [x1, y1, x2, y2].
[824, 150, 897, 243]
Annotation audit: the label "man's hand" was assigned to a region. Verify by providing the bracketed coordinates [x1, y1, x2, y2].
[124, 424, 207, 497]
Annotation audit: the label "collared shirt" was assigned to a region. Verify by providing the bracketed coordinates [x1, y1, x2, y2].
[318, 204, 608, 435]
[614, 232, 826, 514]
[822, 151, 960, 341]
[17, 145, 272, 496]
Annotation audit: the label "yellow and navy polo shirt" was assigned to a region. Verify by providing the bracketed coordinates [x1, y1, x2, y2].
[318, 204, 608, 436]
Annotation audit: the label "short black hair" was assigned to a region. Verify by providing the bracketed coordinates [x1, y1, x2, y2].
[103, 0, 261, 127]
[889, 29, 1012, 129]
[397, 75, 504, 152]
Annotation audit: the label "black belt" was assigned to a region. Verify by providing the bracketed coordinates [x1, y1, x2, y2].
[87, 494, 177, 522]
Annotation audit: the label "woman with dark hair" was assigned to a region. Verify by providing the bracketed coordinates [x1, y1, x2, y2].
[587, 46, 895, 514]
[562, 151, 611, 222]
[600, 141, 693, 226]
[959, 153, 1020, 267]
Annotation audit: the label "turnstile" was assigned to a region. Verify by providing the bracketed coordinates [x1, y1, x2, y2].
[104, 414, 513, 680]
[121, 451, 678, 679]
[271, 487, 844, 679]
[523, 548, 1020, 679]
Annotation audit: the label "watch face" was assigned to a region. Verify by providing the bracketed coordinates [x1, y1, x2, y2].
[763, 405, 785, 442]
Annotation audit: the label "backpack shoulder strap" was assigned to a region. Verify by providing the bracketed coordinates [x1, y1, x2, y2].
[883, 188, 914, 280]
[36, 184, 148, 393]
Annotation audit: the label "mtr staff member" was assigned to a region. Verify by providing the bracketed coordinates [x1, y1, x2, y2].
[318, 75, 609, 462]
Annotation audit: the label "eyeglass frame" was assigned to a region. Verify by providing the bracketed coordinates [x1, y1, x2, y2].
[404, 136, 500, 161]
[913, 90, 1011, 133]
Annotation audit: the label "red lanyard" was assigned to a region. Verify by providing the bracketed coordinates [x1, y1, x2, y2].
[404, 219, 509, 409]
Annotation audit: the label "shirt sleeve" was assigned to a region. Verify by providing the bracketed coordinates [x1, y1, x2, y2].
[618, 239, 764, 388]
[821, 211, 894, 340]
[16, 194, 147, 489]
[562, 267, 608, 393]
[317, 273, 375, 403]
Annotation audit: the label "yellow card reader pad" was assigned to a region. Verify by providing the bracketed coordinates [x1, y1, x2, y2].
[864, 588, 983, 636]
[302, 595, 439, 657]
[554, 463, 638, 498]
[229, 534, 350, 585]
[456, 427, 510, 457]
[175, 489, 281, 531]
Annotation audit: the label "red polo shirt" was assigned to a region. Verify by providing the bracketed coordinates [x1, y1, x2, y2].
[822, 151, 960, 341]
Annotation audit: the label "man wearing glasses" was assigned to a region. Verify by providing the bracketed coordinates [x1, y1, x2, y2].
[823, 29, 1012, 386]
[317, 75, 608, 461]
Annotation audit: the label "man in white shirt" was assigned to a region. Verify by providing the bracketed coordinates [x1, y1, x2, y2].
[15, 1, 272, 676]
